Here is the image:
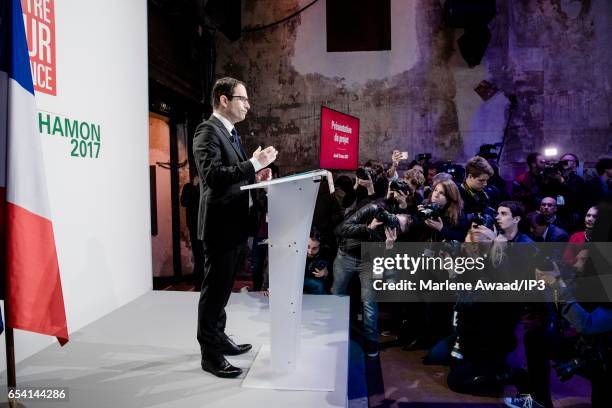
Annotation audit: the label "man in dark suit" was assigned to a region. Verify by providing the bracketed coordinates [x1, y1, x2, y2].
[529, 212, 569, 243]
[193, 77, 277, 378]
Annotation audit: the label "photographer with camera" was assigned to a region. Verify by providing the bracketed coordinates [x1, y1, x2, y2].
[403, 179, 468, 353]
[418, 179, 469, 242]
[332, 191, 411, 357]
[303, 228, 330, 295]
[539, 160, 565, 195]
[402, 168, 426, 208]
[459, 156, 499, 219]
[513, 153, 546, 213]
[346, 160, 389, 216]
[468, 200, 535, 281]
[476, 144, 510, 201]
[446, 204, 532, 397]
[384, 177, 414, 214]
[556, 153, 585, 231]
[470, 201, 533, 244]
[505, 249, 612, 408]
[559, 153, 582, 184]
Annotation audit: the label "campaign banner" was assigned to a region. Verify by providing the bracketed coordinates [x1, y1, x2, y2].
[21, 0, 56, 95]
[319, 106, 359, 170]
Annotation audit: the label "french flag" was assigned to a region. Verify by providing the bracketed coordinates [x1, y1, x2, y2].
[1, 0, 68, 345]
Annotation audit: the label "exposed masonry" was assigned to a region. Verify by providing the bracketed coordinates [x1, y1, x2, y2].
[214, 0, 612, 176]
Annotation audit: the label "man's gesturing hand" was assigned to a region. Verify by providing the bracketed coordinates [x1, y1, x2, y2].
[253, 146, 278, 168]
[256, 168, 272, 183]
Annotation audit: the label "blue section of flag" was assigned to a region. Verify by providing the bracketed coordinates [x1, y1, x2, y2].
[0, 0, 35, 95]
[0, 0, 7, 74]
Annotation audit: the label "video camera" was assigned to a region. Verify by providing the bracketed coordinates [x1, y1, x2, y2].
[438, 161, 465, 184]
[542, 160, 563, 178]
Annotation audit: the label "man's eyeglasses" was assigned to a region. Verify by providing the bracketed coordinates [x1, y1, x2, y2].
[228, 95, 249, 104]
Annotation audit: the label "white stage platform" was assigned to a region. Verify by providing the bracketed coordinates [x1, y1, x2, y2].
[0, 291, 349, 407]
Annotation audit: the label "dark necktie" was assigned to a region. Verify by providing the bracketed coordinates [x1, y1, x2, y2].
[230, 128, 244, 157]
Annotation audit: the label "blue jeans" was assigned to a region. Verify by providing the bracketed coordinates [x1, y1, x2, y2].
[304, 277, 326, 294]
[332, 249, 378, 343]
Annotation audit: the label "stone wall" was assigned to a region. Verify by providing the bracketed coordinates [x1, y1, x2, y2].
[214, 0, 612, 178]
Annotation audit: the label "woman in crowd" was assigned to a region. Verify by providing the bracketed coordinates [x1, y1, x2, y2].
[421, 179, 469, 242]
[562, 205, 597, 265]
[404, 180, 468, 352]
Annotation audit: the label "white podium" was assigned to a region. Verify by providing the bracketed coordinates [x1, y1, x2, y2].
[240, 170, 338, 391]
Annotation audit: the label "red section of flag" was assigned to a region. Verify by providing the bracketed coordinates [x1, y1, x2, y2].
[5, 201, 68, 345]
[0, 187, 6, 299]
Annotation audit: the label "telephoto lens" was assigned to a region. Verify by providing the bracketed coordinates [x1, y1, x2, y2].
[375, 208, 400, 229]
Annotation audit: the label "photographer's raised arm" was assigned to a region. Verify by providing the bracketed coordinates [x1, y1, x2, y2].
[335, 204, 382, 240]
[387, 150, 403, 179]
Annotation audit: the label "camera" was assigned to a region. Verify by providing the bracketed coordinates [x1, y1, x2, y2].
[477, 143, 503, 161]
[375, 208, 401, 229]
[440, 239, 462, 258]
[416, 203, 443, 220]
[555, 358, 587, 382]
[468, 206, 497, 229]
[307, 258, 328, 277]
[542, 160, 563, 178]
[356, 167, 376, 181]
[389, 179, 410, 195]
[554, 336, 612, 382]
[471, 212, 497, 230]
[415, 153, 432, 163]
[438, 161, 465, 184]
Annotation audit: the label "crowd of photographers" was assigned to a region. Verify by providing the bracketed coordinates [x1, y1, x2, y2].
[299, 149, 612, 408]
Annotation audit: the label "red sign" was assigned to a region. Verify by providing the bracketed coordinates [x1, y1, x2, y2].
[22, 0, 56, 95]
[319, 106, 359, 170]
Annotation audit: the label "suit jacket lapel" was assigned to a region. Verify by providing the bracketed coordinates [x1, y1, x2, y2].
[208, 115, 246, 160]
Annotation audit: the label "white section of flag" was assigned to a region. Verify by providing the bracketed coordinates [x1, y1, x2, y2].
[6, 77, 51, 219]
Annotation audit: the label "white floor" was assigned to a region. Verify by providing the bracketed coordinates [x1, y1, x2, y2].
[0, 291, 349, 407]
